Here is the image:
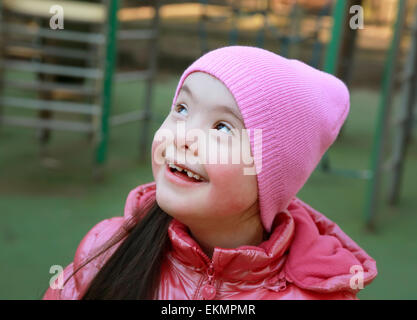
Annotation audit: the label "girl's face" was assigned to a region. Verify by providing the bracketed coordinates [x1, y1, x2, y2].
[151, 72, 259, 226]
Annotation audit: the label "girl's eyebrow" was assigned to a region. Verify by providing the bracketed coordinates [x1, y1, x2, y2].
[179, 84, 194, 101]
[212, 104, 244, 124]
[179, 84, 244, 124]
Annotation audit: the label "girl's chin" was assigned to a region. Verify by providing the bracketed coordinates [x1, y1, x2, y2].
[157, 203, 204, 222]
[156, 188, 199, 211]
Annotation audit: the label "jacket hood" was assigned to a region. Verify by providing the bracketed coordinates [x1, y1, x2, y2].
[123, 182, 377, 294]
[284, 198, 377, 293]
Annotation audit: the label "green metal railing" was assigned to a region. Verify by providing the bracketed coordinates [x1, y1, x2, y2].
[96, 0, 119, 166]
[305, 0, 416, 231]
[319, 0, 414, 229]
[364, 0, 408, 229]
[0, 0, 160, 178]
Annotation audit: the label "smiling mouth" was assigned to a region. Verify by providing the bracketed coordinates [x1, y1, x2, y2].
[167, 163, 206, 183]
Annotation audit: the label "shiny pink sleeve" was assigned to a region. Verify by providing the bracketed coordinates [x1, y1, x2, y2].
[42, 262, 80, 300]
[42, 217, 125, 300]
[326, 291, 359, 300]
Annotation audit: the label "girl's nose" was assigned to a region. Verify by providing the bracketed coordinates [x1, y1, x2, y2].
[174, 131, 198, 157]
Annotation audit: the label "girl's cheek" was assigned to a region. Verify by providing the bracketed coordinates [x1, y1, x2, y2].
[205, 163, 241, 186]
[151, 133, 170, 179]
[205, 139, 255, 192]
[151, 122, 175, 174]
[205, 163, 257, 212]
[151, 140, 161, 174]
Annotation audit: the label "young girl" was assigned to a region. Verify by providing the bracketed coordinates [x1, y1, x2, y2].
[43, 46, 377, 300]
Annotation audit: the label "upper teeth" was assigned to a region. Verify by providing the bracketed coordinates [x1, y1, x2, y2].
[168, 163, 203, 181]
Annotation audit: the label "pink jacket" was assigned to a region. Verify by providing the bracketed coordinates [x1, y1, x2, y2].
[43, 182, 377, 300]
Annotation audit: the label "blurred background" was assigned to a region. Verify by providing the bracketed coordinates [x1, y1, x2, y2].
[0, 0, 416, 299]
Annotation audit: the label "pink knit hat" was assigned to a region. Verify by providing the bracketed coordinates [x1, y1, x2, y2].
[171, 46, 350, 233]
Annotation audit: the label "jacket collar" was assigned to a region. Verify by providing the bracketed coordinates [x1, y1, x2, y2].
[124, 182, 377, 292]
[167, 209, 295, 282]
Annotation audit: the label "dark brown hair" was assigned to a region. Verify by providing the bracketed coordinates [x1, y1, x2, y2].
[81, 201, 172, 299]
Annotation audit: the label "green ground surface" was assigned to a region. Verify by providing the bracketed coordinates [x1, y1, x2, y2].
[0, 74, 416, 299]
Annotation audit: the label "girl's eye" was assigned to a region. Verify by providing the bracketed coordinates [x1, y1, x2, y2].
[214, 122, 232, 134]
[175, 104, 188, 116]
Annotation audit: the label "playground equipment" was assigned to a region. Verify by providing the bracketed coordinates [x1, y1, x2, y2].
[198, 0, 331, 69]
[318, 0, 416, 229]
[0, 0, 160, 175]
[365, 0, 417, 229]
